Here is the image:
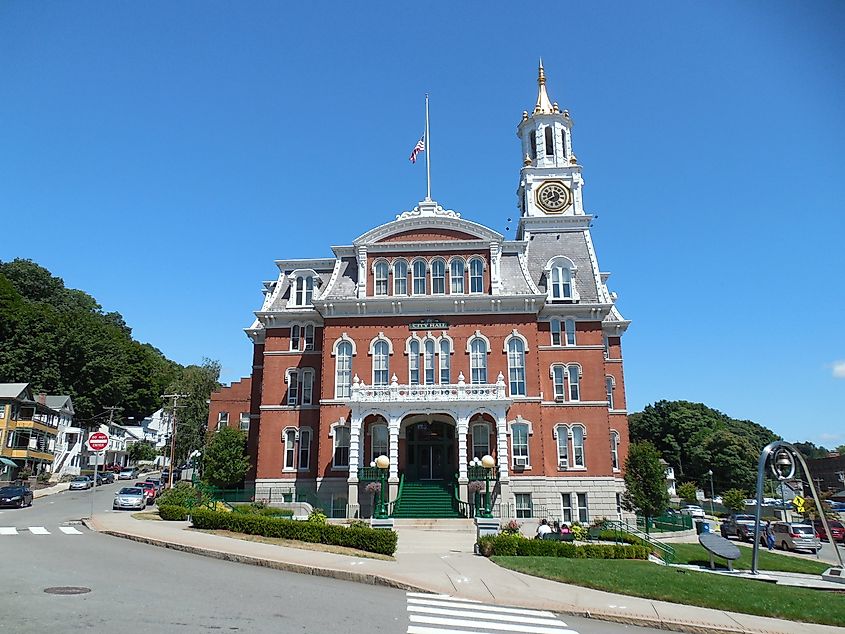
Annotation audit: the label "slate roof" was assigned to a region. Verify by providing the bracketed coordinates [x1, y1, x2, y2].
[499, 253, 536, 295]
[522, 231, 601, 302]
[323, 257, 358, 300]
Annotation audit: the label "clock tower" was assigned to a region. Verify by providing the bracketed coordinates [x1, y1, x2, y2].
[516, 61, 586, 231]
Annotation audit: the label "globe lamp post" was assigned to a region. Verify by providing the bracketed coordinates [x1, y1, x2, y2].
[481, 454, 495, 518]
[375, 454, 390, 519]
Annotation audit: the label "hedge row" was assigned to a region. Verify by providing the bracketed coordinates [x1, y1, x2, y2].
[478, 534, 648, 559]
[189, 508, 398, 556]
[231, 504, 294, 518]
[158, 505, 190, 521]
[597, 529, 644, 546]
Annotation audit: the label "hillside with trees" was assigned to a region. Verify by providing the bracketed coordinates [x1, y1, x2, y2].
[0, 258, 182, 423]
[628, 400, 780, 493]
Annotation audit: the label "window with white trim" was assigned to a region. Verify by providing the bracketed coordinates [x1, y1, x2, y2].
[431, 259, 446, 294]
[330, 494, 347, 518]
[216, 411, 228, 431]
[469, 258, 484, 293]
[301, 369, 314, 405]
[470, 337, 488, 384]
[333, 425, 350, 468]
[408, 339, 420, 385]
[552, 365, 566, 400]
[572, 425, 585, 468]
[304, 324, 315, 350]
[290, 325, 301, 351]
[371, 424, 388, 463]
[298, 428, 311, 470]
[284, 429, 296, 470]
[239, 412, 250, 431]
[424, 339, 435, 384]
[564, 318, 576, 346]
[393, 260, 408, 295]
[412, 260, 426, 295]
[450, 259, 465, 294]
[556, 424, 569, 468]
[374, 260, 388, 296]
[287, 370, 300, 406]
[610, 430, 620, 471]
[568, 365, 581, 401]
[606, 376, 615, 409]
[550, 318, 561, 346]
[515, 493, 533, 519]
[294, 276, 315, 306]
[576, 492, 589, 523]
[511, 423, 529, 466]
[335, 341, 353, 398]
[507, 338, 526, 396]
[550, 262, 573, 300]
[561, 493, 573, 523]
[439, 339, 451, 384]
[471, 423, 489, 460]
[373, 340, 390, 386]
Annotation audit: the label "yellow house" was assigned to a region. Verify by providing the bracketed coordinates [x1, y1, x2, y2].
[0, 383, 59, 481]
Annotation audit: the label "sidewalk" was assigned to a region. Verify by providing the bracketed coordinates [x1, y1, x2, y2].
[33, 482, 70, 498]
[86, 512, 844, 634]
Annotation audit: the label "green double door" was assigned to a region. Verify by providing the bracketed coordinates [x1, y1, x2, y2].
[405, 421, 455, 481]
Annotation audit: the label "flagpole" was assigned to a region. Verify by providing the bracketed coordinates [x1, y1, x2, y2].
[425, 93, 431, 201]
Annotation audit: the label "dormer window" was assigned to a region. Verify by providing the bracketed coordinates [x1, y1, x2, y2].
[545, 257, 576, 301]
[292, 274, 315, 306]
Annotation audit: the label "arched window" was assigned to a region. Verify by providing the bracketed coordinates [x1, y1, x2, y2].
[371, 423, 388, 463]
[284, 429, 297, 470]
[610, 430, 620, 471]
[301, 369, 314, 405]
[572, 425, 585, 468]
[551, 264, 573, 300]
[412, 260, 427, 295]
[555, 425, 569, 468]
[374, 260, 388, 296]
[287, 369, 314, 406]
[544, 125, 554, 156]
[424, 339, 435, 384]
[470, 338, 488, 384]
[335, 341, 353, 398]
[431, 259, 446, 294]
[568, 365, 581, 401]
[287, 370, 300, 406]
[393, 260, 408, 295]
[299, 428, 312, 471]
[564, 318, 576, 346]
[373, 340, 389, 385]
[439, 339, 451, 384]
[560, 128, 567, 158]
[550, 318, 561, 346]
[408, 339, 420, 385]
[511, 422, 529, 467]
[333, 425, 350, 468]
[605, 376, 615, 410]
[469, 258, 484, 293]
[305, 276, 314, 305]
[552, 365, 566, 400]
[290, 324, 301, 351]
[450, 259, 465, 294]
[507, 338, 526, 396]
[471, 423, 489, 460]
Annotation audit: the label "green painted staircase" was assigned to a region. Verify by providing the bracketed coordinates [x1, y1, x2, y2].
[391, 480, 462, 518]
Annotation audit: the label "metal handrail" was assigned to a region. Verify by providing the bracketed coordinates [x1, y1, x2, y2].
[387, 474, 404, 516]
[603, 519, 676, 564]
[452, 482, 473, 518]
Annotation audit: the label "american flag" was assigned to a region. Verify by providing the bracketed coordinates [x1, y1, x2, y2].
[409, 135, 425, 163]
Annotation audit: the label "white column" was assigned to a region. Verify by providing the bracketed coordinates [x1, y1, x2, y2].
[457, 414, 469, 484]
[348, 414, 361, 483]
[496, 412, 509, 483]
[388, 414, 400, 484]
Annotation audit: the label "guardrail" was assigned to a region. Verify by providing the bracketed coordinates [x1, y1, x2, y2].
[603, 519, 676, 564]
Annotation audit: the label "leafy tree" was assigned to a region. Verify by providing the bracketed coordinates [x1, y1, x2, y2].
[835, 444, 845, 456]
[163, 359, 221, 465]
[128, 441, 158, 463]
[722, 488, 747, 514]
[677, 481, 698, 504]
[202, 428, 250, 488]
[622, 442, 670, 535]
[793, 441, 830, 460]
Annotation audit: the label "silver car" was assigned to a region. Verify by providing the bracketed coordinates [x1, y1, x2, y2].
[113, 487, 146, 511]
[772, 521, 821, 553]
[69, 476, 93, 490]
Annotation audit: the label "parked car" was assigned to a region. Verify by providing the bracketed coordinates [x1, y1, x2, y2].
[101, 471, 115, 484]
[720, 514, 765, 542]
[772, 522, 821, 553]
[118, 467, 138, 480]
[69, 476, 93, 490]
[813, 519, 845, 543]
[134, 481, 157, 505]
[143, 478, 163, 494]
[680, 505, 706, 519]
[0, 485, 33, 508]
[113, 487, 147, 511]
[828, 501, 845, 512]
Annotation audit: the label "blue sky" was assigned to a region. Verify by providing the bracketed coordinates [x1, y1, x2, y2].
[2, 1, 843, 446]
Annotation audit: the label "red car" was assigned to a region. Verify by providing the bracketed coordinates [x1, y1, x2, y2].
[134, 481, 157, 505]
[813, 519, 845, 542]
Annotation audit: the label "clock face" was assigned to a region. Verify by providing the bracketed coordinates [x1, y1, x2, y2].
[536, 181, 571, 213]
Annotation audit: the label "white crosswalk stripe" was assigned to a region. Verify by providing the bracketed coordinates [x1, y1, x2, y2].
[59, 526, 83, 535]
[28, 526, 50, 534]
[0, 527, 17, 535]
[0, 526, 84, 536]
[406, 592, 577, 634]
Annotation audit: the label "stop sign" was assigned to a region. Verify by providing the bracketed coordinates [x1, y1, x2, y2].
[88, 431, 109, 452]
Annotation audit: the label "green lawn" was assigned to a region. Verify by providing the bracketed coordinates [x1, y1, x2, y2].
[492, 557, 845, 626]
[670, 543, 829, 575]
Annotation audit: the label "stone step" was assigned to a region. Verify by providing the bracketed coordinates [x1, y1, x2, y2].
[392, 518, 475, 530]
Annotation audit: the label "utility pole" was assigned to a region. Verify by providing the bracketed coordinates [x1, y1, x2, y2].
[90, 406, 119, 520]
[161, 393, 188, 489]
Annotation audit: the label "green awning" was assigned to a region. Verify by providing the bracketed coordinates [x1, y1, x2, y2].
[0, 457, 17, 467]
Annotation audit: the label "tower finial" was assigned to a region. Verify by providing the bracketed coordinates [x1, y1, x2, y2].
[534, 59, 554, 114]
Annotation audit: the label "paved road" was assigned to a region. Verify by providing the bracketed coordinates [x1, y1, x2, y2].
[0, 485, 667, 634]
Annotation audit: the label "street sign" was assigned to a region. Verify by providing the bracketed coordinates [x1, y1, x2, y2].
[87, 431, 109, 452]
[793, 495, 807, 513]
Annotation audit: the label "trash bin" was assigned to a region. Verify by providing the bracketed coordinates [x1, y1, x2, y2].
[695, 520, 706, 535]
[700, 521, 710, 534]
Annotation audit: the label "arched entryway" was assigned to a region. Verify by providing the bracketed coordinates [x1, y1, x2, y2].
[404, 419, 456, 481]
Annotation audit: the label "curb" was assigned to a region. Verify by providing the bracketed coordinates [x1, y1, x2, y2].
[81, 521, 817, 634]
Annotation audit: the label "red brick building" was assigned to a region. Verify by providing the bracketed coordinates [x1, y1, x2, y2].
[212, 64, 631, 521]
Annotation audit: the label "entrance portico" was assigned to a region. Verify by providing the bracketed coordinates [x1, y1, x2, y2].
[346, 372, 511, 518]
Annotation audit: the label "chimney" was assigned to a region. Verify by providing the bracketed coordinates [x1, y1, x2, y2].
[37, 392, 47, 405]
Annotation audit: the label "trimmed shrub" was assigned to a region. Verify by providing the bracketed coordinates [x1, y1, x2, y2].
[598, 529, 644, 546]
[478, 534, 648, 560]
[158, 505, 190, 521]
[189, 508, 398, 556]
[156, 482, 209, 509]
[232, 503, 294, 518]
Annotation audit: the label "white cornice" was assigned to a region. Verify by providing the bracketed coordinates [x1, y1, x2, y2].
[274, 258, 335, 271]
[366, 240, 491, 253]
[314, 294, 547, 318]
[520, 215, 592, 233]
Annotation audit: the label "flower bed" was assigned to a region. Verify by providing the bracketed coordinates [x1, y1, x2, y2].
[478, 534, 648, 559]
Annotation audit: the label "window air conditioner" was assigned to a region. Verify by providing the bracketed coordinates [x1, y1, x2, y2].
[513, 456, 528, 468]
[555, 395, 565, 403]
[558, 459, 568, 469]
